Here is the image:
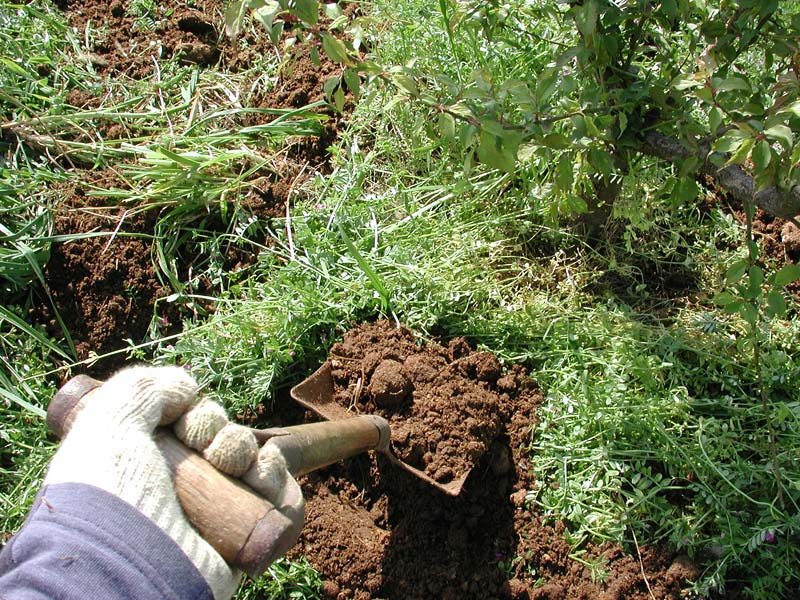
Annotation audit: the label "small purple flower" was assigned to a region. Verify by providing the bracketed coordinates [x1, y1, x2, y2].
[166, 344, 174, 351]
[764, 532, 776, 544]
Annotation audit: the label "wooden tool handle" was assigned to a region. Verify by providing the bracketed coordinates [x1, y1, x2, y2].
[47, 374, 389, 577]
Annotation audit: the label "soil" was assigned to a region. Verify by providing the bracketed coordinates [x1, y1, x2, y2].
[286, 321, 699, 599]
[326, 322, 507, 484]
[55, 0, 269, 78]
[35, 174, 170, 375]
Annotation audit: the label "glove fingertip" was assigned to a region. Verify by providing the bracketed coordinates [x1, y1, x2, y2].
[175, 401, 229, 451]
[204, 424, 258, 477]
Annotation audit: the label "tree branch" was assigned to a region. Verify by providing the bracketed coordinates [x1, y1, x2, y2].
[639, 130, 800, 219]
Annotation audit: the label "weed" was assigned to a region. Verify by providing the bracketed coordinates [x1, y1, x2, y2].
[0, 327, 58, 536]
[236, 557, 322, 600]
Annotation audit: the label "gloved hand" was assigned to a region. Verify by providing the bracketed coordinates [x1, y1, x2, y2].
[43, 366, 305, 600]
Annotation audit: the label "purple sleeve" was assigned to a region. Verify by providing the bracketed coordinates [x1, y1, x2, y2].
[0, 483, 213, 600]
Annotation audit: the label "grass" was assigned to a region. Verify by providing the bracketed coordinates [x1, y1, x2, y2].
[0, 325, 57, 535]
[2, 0, 800, 598]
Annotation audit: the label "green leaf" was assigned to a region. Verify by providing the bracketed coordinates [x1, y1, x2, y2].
[322, 75, 340, 99]
[716, 77, 751, 92]
[477, 130, 521, 173]
[709, 106, 724, 134]
[713, 128, 749, 153]
[661, 0, 677, 18]
[535, 68, 559, 106]
[269, 21, 284, 45]
[588, 148, 615, 179]
[781, 101, 800, 119]
[713, 291, 736, 307]
[574, 0, 599, 37]
[392, 73, 418, 96]
[555, 154, 574, 191]
[565, 195, 588, 214]
[324, 2, 343, 20]
[725, 137, 754, 166]
[765, 291, 787, 318]
[738, 302, 758, 325]
[321, 34, 352, 65]
[583, 115, 601, 138]
[333, 86, 345, 112]
[309, 45, 320, 67]
[764, 124, 793, 150]
[774, 264, 800, 287]
[224, 0, 248, 38]
[672, 176, 700, 203]
[748, 265, 764, 290]
[617, 112, 628, 136]
[542, 133, 571, 150]
[671, 74, 703, 91]
[752, 139, 771, 171]
[438, 112, 456, 142]
[292, 0, 318, 25]
[252, 1, 281, 32]
[343, 68, 360, 99]
[726, 259, 748, 284]
[723, 299, 743, 315]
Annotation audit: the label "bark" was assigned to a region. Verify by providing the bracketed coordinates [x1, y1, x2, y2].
[640, 130, 800, 219]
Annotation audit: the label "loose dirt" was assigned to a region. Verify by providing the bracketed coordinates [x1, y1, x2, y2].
[286, 321, 698, 600]
[31, 172, 169, 376]
[327, 322, 507, 484]
[56, 0, 262, 78]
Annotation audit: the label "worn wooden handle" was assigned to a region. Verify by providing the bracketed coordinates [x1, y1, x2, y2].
[47, 375, 390, 577]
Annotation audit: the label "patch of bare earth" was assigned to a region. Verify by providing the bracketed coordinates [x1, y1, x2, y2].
[29, 1, 349, 378]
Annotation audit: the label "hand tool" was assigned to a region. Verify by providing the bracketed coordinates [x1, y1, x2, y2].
[47, 374, 390, 577]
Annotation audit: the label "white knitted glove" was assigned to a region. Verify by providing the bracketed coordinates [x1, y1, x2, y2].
[44, 366, 305, 600]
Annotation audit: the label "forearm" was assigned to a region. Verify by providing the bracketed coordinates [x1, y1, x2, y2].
[0, 483, 213, 600]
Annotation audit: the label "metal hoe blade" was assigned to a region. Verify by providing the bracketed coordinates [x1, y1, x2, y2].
[290, 362, 470, 496]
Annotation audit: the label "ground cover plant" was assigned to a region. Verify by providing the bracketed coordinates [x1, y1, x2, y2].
[2, 0, 800, 599]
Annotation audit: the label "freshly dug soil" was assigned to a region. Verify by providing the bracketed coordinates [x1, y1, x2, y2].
[327, 321, 507, 484]
[56, 0, 269, 78]
[287, 321, 699, 599]
[31, 173, 170, 377]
